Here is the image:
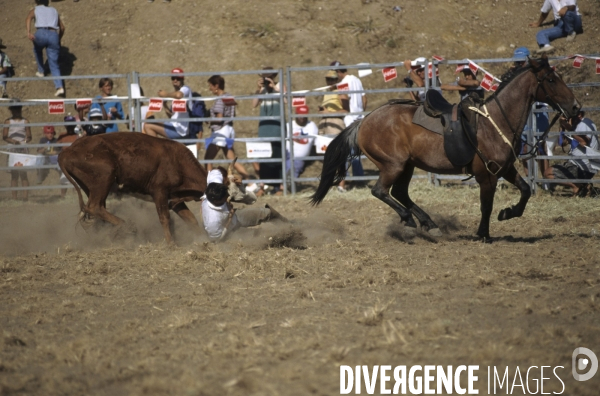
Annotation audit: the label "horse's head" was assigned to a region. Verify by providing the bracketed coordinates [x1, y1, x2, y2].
[529, 55, 580, 118]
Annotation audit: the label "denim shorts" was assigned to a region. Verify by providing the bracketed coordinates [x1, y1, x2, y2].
[164, 123, 183, 139]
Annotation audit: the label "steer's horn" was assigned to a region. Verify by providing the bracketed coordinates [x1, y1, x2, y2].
[228, 157, 238, 176]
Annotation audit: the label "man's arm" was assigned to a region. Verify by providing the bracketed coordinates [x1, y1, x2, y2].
[529, 12, 549, 27]
[26, 9, 36, 41]
[361, 95, 367, 112]
[58, 17, 65, 40]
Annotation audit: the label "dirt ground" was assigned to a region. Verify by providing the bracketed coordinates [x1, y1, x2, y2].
[1, 184, 599, 395]
[1, 0, 600, 395]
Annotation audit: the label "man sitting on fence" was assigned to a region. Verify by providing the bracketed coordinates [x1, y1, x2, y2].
[543, 112, 599, 197]
[142, 68, 192, 140]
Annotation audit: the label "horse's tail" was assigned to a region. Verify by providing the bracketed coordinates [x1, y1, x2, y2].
[310, 120, 362, 205]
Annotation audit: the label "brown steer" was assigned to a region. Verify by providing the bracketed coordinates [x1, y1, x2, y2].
[58, 132, 207, 243]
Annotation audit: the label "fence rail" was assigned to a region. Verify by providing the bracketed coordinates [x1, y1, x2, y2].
[1, 56, 599, 197]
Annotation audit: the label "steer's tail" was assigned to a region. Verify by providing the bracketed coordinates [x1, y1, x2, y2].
[58, 151, 86, 215]
[309, 120, 362, 206]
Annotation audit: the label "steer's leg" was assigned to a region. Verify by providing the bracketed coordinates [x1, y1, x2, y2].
[170, 201, 202, 234]
[153, 192, 174, 244]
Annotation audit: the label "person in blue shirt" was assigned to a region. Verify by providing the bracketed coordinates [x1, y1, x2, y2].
[90, 78, 124, 132]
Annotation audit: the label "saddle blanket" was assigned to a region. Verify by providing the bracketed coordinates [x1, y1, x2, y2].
[412, 106, 443, 135]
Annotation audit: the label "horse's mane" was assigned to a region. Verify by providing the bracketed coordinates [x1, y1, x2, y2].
[484, 57, 550, 103]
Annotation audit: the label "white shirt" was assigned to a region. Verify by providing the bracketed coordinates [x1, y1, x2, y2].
[201, 198, 238, 240]
[286, 120, 318, 157]
[541, 0, 579, 20]
[338, 74, 365, 126]
[170, 85, 192, 136]
[570, 119, 599, 174]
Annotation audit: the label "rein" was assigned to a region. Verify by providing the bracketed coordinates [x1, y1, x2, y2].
[468, 64, 567, 174]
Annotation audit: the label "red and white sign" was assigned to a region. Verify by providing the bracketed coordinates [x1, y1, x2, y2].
[292, 96, 306, 107]
[468, 61, 479, 75]
[427, 64, 440, 79]
[491, 83, 500, 92]
[382, 67, 398, 82]
[596, 59, 600, 75]
[222, 97, 237, 106]
[171, 99, 187, 113]
[337, 82, 349, 91]
[76, 99, 92, 109]
[432, 55, 445, 62]
[455, 64, 466, 74]
[480, 72, 494, 92]
[572, 56, 584, 68]
[48, 101, 65, 115]
[149, 98, 163, 112]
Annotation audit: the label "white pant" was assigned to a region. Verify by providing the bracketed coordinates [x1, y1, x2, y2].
[210, 125, 235, 147]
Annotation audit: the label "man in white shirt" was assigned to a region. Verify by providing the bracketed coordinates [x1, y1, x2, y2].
[201, 181, 287, 241]
[330, 61, 367, 191]
[142, 67, 192, 139]
[286, 105, 318, 178]
[543, 112, 598, 196]
[529, 0, 582, 53]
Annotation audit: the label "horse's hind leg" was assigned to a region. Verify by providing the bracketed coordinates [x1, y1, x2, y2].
[475, 172, 498, 240]
[390, 164, 442, 236]
[497, 164, 531, 221]
[371, 172, 417, 229]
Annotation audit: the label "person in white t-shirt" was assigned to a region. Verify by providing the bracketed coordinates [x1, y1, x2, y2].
[142, 67, 192, 139]
[201, 176, 287, 242]
[529, 0, 582, 54]
[286, 105, 318, 178]
[330, 61, 367, 192]
[544, 112, 598, 196]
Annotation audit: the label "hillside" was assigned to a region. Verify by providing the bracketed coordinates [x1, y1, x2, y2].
[1, 0, 599, 139]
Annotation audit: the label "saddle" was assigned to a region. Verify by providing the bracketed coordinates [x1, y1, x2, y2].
[423, 90, 480, 168]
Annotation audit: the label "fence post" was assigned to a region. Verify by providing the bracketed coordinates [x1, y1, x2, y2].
[279, 68, 288, 196]
[286, 66, 297, 195]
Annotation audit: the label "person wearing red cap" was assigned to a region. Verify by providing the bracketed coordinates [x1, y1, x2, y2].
[286, 105, 318, 178]
[3, 102, 32, 200]
[143, 68, 192, 140]
[89, 78, 124, 133]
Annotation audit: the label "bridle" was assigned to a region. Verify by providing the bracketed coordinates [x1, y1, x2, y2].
[491, 62, 566, 160]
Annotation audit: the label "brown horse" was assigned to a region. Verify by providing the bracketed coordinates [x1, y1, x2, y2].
[310, 56, 580, 239]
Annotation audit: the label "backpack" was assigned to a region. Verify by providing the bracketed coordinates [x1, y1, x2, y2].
[0, 53, 15, 78]
[188, 92, 207, 138]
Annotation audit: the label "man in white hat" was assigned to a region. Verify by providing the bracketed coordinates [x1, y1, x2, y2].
[403, 57, 428, 102]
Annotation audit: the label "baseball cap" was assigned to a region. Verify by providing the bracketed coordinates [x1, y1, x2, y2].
[513, 47, 530, 58]
[410, 57, 427, 69]
[260, 66, 278, 78]
[88, 108, 102, 118]
[43, 125, 55, 134]
[64, 115, 76, 122]
[171, 68, 184, 78]
[330, 60, 343, 68]
[295, 105, 309, 115]
[325, 70, 338, 79]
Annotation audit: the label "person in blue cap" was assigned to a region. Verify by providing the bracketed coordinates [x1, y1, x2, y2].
[512, 46, 530, 68]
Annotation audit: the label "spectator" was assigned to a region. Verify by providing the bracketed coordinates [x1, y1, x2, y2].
[142, 68, 191, 139]
[440, 65, 483, 101]
[128, 87, 155, 132]
[286, 105, 318, 178]
[90, 78, 124, 133]
[529, 0, 582, 54]
[331, 60, 366, 192]
[543, 112, 598, 196]
[204, 75, 248, 177]
[78, 106, 108, 136]
[36, 125, 58, 185]
[26, 0, 65, 97]
[252, 67, 285, 196]
[3, 102, 32, 200]
[317, 70, 348, 136]
[403, 57, 427, 102]
[0, 39, 13, 98]
[511, 46, 530, 69]
[201, 181, 287, 242]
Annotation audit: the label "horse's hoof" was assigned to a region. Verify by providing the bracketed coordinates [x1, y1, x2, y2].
[498, 208, 511, 221]
[427, 228, 443, 237]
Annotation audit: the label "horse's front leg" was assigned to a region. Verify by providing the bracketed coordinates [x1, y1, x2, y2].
[497, 164, 531, 221]
[475, 173, 498, 240]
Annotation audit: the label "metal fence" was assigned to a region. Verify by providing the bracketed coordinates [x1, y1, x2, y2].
[1, 57, 599, 196]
